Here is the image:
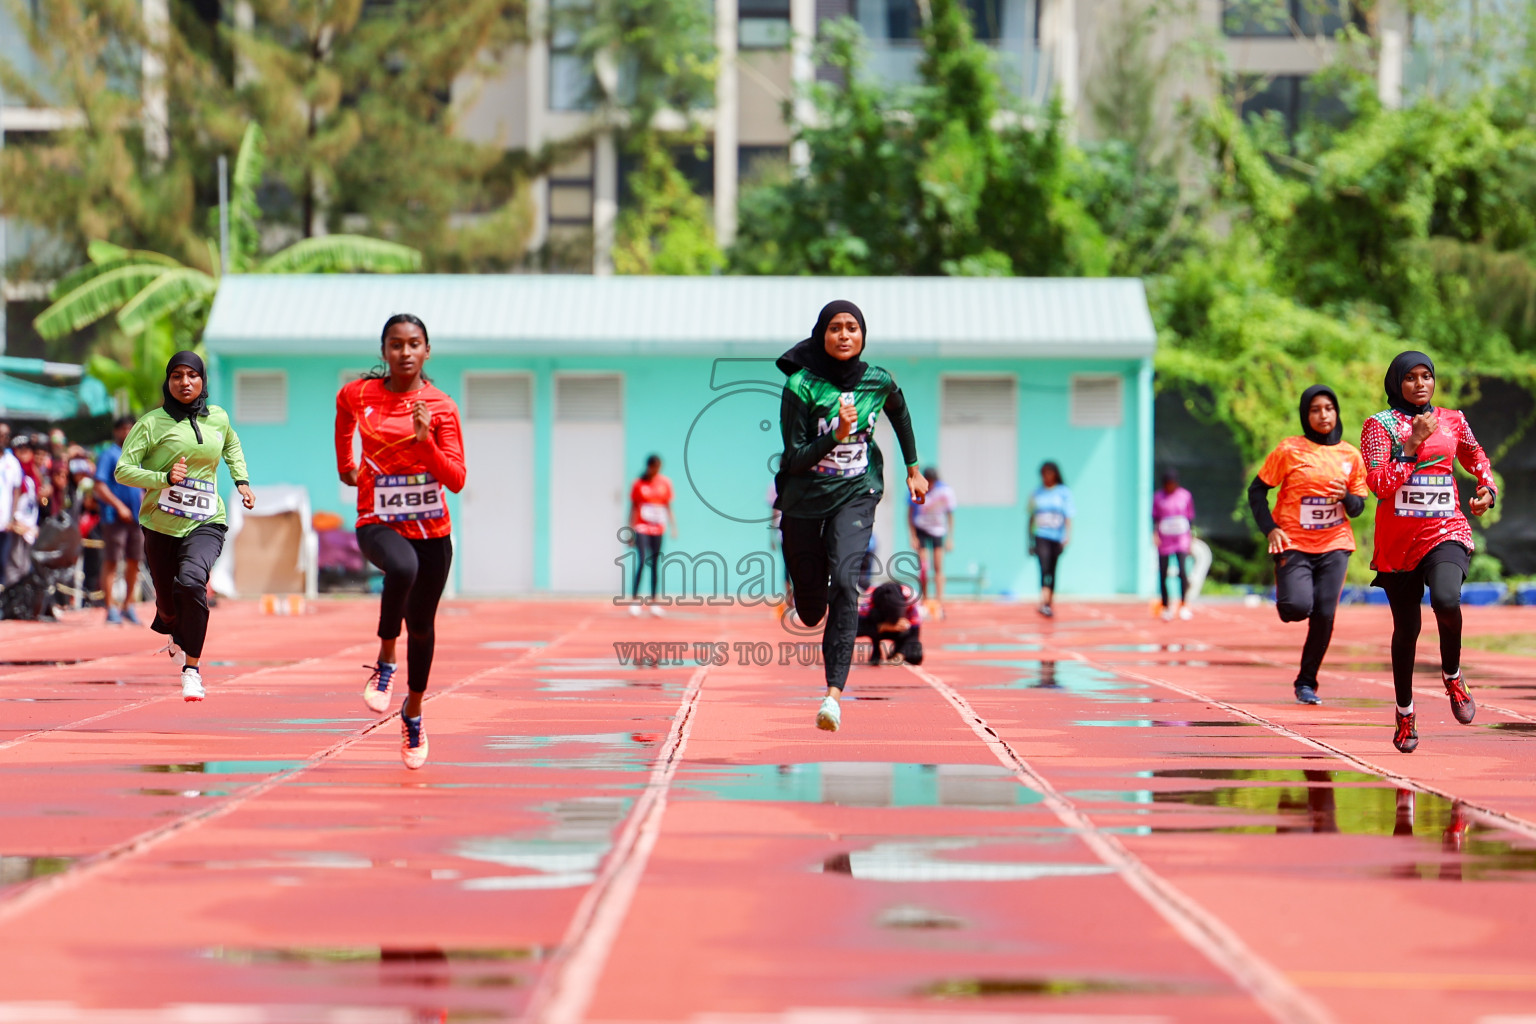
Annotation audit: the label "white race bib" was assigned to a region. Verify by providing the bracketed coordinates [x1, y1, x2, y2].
[639, 502, 668, 525]
[1394, 473, 1456, 518]
[1034, 510, 1066, 532]
[157, 477, 217, 522]
[1299, 497, 1344, 530]
[374, 473, 444, 522]
[814, 436, 869, 477]
[1157, 515, 1191, 537]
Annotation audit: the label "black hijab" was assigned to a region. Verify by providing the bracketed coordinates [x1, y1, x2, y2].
[776, 300, 869, 392]
[1299, 384, 1343, 446]
[162, 350, 210, 443]
[1384, 350, 1435, 417]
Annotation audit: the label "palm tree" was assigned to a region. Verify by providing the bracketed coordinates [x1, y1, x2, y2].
[34, 123, 422, 410]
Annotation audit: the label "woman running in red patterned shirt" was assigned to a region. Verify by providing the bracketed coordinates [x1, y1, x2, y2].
[336, 314, 467, 769]
[1362, 351, 1496, 753]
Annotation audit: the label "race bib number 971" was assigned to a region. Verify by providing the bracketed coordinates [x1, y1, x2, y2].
[1299, 497, 1344, 530]
[158, 477, 217, 522]
[1394, 474, 1456, 518]
[374, 473, 444, 522]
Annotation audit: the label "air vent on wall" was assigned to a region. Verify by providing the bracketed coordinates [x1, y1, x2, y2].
[556, 375, 622, 422]
[941, 377, 1015, 425]
[465, 374, 533, 422]
[1070, 375, 1123, 428]
[234, 371, 288, 425]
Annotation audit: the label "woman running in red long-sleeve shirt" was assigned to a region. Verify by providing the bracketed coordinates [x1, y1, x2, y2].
[335, 314, 467, 769]
[1362, 350, 1496, 754]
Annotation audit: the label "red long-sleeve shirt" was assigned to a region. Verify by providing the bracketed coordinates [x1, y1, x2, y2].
[335, 378, 467, 539]
[1361, 408, 1495, 573]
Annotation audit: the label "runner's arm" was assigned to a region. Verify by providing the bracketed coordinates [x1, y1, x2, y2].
[414, 404, 467, 493]
[113, 419, 171, 489]
[1361, 416, 1416, 501]
[221, 417, 251, 487]
[779, 386, 841, 475]
[1247, 477, 1278, 534]
[1454, 414, 1497, 507]
[883, 386, 920, 469]
[1342, 494, 1365, 517]
[335, 387, 358, 477]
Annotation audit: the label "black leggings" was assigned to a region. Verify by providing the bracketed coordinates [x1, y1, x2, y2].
[143, 524, 227, 659]
[358, 524, 453, 694]
[1376, 542, 1468, 708]
[781, 493, 877, 691]
[1158, 552, 1189, 606]
[632, 532, 662, 599]
[1274, 548, 1350, 689]
[1035, 538, 1062, 592]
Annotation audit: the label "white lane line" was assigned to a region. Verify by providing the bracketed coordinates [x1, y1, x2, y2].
[907, 663, 1335, 1024]
[0, 622, 591, 924]
[527, 663, 711, 1024]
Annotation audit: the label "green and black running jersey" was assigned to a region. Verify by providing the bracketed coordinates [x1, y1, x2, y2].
[776, 365, 919, 519]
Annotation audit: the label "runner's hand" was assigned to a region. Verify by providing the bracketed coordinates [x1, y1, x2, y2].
[907, 466, 928, 504]
[237, 483, 255, 510]
[1267, 527, 1293, 555]
[412, 401, 432, 443]
[1405, 411, 1436, 454]
[835, 401, 857, 441]
[339, 468, 358, 487]
[169, 457, 189, 486]
[1470, 486, 1493, 517]
[1322, 478, 1348, 501]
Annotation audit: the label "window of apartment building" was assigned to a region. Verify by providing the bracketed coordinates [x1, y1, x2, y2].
[549, 0, 596, 111]
[739, 146, 789, 185]
[741, 0, 792, 48]
[548, 148, 596, 230]
[1222, 0, 1359, 38]
[1234, 73, 1348, 135]
[879, 0, 1005, 41]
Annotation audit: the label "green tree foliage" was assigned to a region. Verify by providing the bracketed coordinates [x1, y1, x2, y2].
[0, 0, 226, 275]
[730, 0, 1101, 276]
[613, 138, 723, 274]
[228, 0, 532, 270]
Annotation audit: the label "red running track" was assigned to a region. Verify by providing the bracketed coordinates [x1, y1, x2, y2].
[1, 597, 1536, 1023]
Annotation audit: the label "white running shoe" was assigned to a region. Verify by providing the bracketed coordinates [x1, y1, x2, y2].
[181, 667, 205, 702]
[816, 695, 841, 732]
[401, 715, 428, 769]
[1160, 606, 1176, 622]
[628, 604, 643, 617]
[1178, 605, 1193, 621]
[648, 603, 666, 618]
[363, 662, 396, 714]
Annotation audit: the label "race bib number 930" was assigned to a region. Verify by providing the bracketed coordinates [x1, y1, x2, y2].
[158, 477, 217, 522]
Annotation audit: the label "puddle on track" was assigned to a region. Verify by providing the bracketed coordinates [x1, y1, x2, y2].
[679, 762, 1043, 809]
[0, 855, 75, 885]
[137, 761, 306, 775]
[456, 797, 630, 891]
[970, 661, 1149, 702]
[1075, 719, 1257, 728]
[819, 838, 1112, 883]
[920, 974, 1193, 997]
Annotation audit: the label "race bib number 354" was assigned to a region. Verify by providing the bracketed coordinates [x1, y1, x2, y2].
[158, 477, 217, 522]
[1394, 474, 1456, 518]
[375, 473, 444, 522]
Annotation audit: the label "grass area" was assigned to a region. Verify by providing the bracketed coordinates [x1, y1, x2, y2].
[1465, 633, 1536, 659]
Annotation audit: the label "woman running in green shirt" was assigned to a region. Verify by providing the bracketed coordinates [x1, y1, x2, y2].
[776, 300, 926, 733]
[115, 351, 254, 701]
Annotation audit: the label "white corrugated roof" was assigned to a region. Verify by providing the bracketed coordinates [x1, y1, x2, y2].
[203, 275, 1156, 358]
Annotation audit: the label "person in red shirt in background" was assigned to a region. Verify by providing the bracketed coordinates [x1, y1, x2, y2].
[336, 313, 467, 769]
[1362, 351, 1497, 754]
[628, 454, 677, 616]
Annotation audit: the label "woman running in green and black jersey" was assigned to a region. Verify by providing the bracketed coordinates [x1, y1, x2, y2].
[775, 300, 926, 733]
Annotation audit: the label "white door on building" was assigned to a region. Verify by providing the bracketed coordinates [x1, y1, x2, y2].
[460, 373, 535, 594]
[551, 374, 626, 592]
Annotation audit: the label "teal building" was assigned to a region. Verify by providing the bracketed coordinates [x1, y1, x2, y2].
[202, 276, 1157, 598]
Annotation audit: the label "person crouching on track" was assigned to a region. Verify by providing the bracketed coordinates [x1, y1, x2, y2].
[857, 580, 924, 666]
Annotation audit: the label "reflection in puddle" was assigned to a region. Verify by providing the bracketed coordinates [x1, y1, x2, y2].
[202, 945, 533, 999]
[457, 797, 629, 891]
[0, 659, 92, 666]
[137, 787, 233, 798]
[922, 974, 1184, 997]
[1075, 720, 1256, 728]
[137, 761, 305, 775]
[879, 904, 966, 929]
[975, 660, 1147, 702]
[821, 840, 1113, 883]
[1488, 722, 1536, 734]
[942, 643, 1042, 652]
[680, 762, 1042, 809]
[0, 855, 74, 885]
[485, 732, 651, 770]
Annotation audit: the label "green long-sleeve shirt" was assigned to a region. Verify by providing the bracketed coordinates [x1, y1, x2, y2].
[115, 405, 250, 537]
[776, 365, 919, 519]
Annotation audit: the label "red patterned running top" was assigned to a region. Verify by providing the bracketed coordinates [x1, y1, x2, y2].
[335, 378, 467, 539]
[1361, 407, 1496, 573]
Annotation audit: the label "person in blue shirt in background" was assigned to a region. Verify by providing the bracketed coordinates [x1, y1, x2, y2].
[95, 415, 144, 625]
[1028, 460, 1073, 618]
